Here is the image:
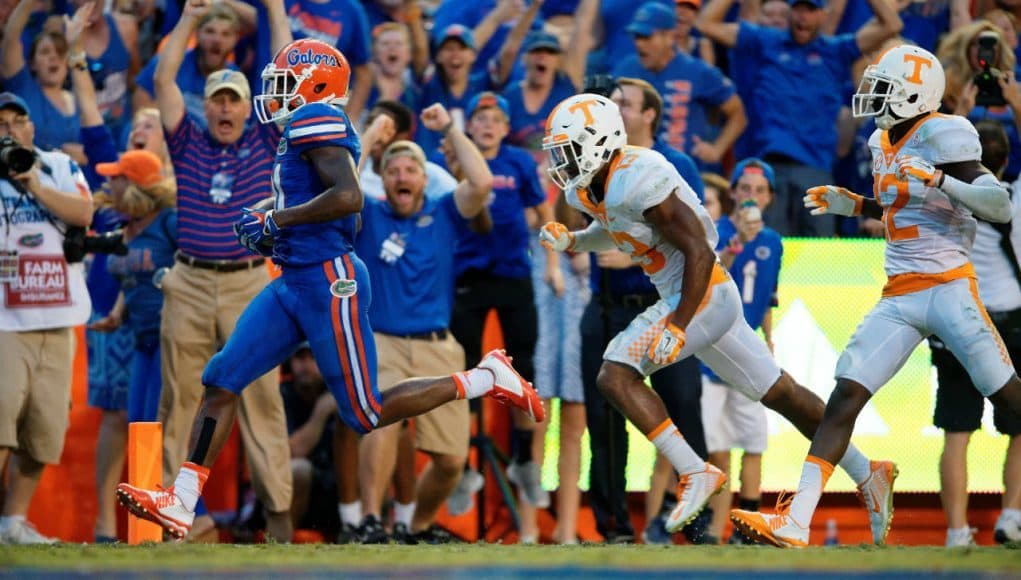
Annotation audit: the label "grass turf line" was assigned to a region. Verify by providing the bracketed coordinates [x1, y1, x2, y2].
[1, 544, 1019, 572]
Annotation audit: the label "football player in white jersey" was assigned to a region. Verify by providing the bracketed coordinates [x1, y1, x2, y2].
[539, 93, 895, 541]
[731, 44, 1021, 548]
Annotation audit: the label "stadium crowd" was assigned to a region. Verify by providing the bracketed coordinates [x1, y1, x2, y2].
[0, 0, 1020, 549]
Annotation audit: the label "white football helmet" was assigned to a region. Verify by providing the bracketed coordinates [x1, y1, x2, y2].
[542, 94, 627, 190]
[853, 44, 945, 130]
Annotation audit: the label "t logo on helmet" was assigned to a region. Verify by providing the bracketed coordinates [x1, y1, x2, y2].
[903, 53, 932, 85]
[568, 99, 599, 127]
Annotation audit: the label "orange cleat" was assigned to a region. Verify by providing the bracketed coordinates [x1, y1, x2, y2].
[730, 492, 810, 548]
[477, 349, 545, 422]
[116, 482, 195, 540]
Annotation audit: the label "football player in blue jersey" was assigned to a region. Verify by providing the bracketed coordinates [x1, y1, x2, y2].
[116, 39, 544, 540]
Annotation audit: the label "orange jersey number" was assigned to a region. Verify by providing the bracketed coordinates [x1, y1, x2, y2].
[874, 173, 919, 241]
[609, 230, 666, 275]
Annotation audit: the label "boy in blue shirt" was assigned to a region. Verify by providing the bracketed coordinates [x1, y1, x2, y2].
[703, 158, 783, 544]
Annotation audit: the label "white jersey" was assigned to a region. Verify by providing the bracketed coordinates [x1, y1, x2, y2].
[971, 179, 1021, 312]
[869, 113, 981, 277]
[565, 146, 717, 297]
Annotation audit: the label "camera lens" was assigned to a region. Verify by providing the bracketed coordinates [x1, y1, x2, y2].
[2, 147, 34, 174]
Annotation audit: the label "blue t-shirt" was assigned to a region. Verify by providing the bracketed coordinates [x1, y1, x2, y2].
[254, 0, 371, 83]
[136, 50, 240, 131]
[273, 102, 361, 266]
[80, 125, 118, 190]
[106, 209, 178, 340]
[415, 71, 494, 155]
[969, 106, 1021, 182]
[4, 68, 79, 152]
[434, 144, 545, 279]
[356, 193, 469, 334]
[503, 72, 578, 163]
[714, 215, 782, 330]
[653, 140, 704, 201]
[734, 22, 860, 169]
[900, 0, 951, 53]
[613, 52, 735, 165]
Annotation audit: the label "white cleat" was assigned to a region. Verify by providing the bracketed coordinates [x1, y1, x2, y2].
[116, 483, 195, 540]
[730, 493, 810, 549]
[664, 462, 727, 533]
[0, 519, 58, 545]
[477, 349, 545, 422]
[857, 460, 898, 545]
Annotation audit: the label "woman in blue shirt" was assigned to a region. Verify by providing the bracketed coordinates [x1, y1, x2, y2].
[1, 0, 81, 156]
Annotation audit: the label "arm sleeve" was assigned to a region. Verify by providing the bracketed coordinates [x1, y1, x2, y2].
[166, 115, 200, 159]
[942, 172, 1012, 223]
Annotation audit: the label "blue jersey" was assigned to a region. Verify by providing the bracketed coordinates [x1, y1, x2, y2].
[356, 194, 469, 334]
[272, 103, 361, 266]
[435, 144, 545, 279]
[613, 52, 735, 164]
[715, 216, 782, 330]
[503, 72, 578, 164]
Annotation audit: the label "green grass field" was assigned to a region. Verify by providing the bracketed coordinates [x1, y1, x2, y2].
[1, 544, 1019, 573]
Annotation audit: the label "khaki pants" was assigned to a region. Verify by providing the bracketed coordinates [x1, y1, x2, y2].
[157, 262, 291, 512]
[376, 332, 469, 456]
[0, 327, 74, 464]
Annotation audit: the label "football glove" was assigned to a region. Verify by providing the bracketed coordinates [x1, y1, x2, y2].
[647, 322, 686, 366]
[804, 186, 864, 217]
[233, 221, 274, 257]
[237, 208, 279, 245]
[896, 155, 944, 187]
[539, 222, 574, 252]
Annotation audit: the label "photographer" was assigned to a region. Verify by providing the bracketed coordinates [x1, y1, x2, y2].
[0, 91, 93, 545]
[939, 22, 1021, 181]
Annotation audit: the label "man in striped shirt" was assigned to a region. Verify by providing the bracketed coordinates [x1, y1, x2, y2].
[151, 0, 295, 542]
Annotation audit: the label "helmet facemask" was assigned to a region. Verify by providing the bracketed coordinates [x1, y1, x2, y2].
[852, 66, 909, 130]
[255, 64, 307, 125]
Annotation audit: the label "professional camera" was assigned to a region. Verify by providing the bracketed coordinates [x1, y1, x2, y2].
[974, 31, 1007, 108]
[0, 136, 35, 175]
[63, 227, 128, 264]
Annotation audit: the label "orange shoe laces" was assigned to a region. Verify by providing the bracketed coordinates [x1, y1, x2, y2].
[767, 491, 798, 531]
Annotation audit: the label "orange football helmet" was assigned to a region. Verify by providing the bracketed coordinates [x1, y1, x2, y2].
[255, 39, 351, 125]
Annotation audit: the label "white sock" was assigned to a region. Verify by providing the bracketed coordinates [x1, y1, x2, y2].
[837, 444, 872, 485]
[789, 456, 833, 528]
[338, 501, 362, 526]
[393, 501, 416, 527]
[172, 462, 208, 512]
[647, 420, 703, 476]
[453, 369, 494, 399]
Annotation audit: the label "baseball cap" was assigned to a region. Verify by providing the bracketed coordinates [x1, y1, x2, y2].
[204, 69, 251, 101]
[0, 92, 30, 117]
[96, 150, 164, 188]
[523, 30, 562, 53]
[434, 24, 475, 51]
[466, 91, 510, 120]
[381, 140, 427, 171]
[627, 2, 677, 37]
[788, 0, 824, 8]
[730, 158, 776, 191]
[676, 0, 701, 8]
